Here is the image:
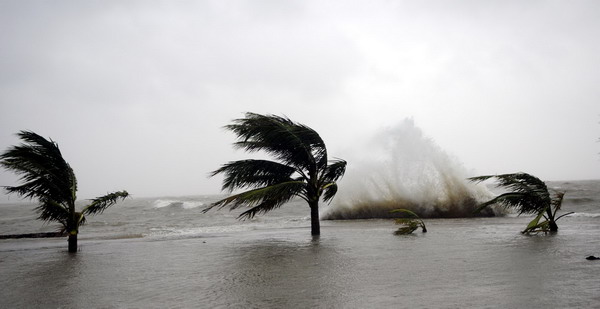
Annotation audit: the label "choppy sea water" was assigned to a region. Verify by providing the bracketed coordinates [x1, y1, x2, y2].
[0, 180, 599, 308]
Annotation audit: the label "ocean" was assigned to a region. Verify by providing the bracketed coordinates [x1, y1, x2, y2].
[0, 180, 599, 308]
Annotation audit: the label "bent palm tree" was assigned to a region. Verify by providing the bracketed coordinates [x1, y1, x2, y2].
[0, 131, 129, 252]
[204, 113, 346, 235]
[469, 172, 572, 233]
[390, 209, 427, 235]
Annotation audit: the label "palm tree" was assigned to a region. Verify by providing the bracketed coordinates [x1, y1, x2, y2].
[204, 113, 347, 235]
[469, 172, 572, 233]
[390, 209, 427, 235]
[0, 130, 129, 252]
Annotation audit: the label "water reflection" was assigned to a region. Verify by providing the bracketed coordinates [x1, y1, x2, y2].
[7, 248, 90, 308]
[2, 219, 599, 308]
[223, 236, 353, 308]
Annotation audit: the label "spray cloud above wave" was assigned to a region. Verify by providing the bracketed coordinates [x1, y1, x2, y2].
[323, 119, 498, 219]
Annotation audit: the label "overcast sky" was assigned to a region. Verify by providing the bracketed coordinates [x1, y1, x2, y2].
[1, 1, 599, 199]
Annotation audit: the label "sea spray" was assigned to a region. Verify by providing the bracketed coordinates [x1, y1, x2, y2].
[323, 119, 498, 219]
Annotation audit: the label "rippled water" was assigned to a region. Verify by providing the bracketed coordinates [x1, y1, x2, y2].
[1, 180, 599, 308]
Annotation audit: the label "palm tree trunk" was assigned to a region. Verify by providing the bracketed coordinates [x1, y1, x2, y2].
[309, 200, 320, 235]
[68, 233, 77, 253]
[546, 207, 558, 232]
[549, 221, 558, 232]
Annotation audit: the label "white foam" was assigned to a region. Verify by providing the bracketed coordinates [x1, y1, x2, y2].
[182, 201, 204, 209]
[568, 212, 600, 218]
[152, 199, 204, 209]
[147, 224, 257, 239]
[153, 199, 177, 208]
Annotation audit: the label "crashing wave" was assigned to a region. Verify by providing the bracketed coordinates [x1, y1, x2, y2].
[322, 119, 499, 220]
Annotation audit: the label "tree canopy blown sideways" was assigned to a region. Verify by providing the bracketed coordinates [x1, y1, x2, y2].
[0, 131, 129, 252]
[469, 172, 572, 233]
[204, 112, 347, 235]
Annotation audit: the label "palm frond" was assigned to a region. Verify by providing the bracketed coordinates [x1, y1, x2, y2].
[469, 173, 548, 194]
[225, 113, 326, 171]
[1, 131, 77, 224]
[394, 224, 419, 235]
[321, 182, 338, 203]
[497, 173, 548, 195]
[204, 181, 305, 218]
[522, 220, 550, 234]
[237, 199, 291, 219]
[211, 159, 296, 192]
[390, 208, 420, 218]
[321, 158, 347, 183]
[35, 199, 70, 227]
[82, 191, 129, 216]
[391, 208, 427, 233]
[478, 192, 546, 215]
[550, 191, 564, 217]
[315, 159, 346, 204]
[522, 209, 548, 234]
[77, 212, 86, 227]
[1, 131, 77, 204]
[470, 172, 567, 232]
[467, 175, 496, 183]
[469, 173, 551, 214]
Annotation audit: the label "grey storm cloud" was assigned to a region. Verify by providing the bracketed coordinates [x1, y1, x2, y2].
[1, 0, 599, 198]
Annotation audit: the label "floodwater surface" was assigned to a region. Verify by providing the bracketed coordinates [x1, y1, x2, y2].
[1, 181, 599, 308]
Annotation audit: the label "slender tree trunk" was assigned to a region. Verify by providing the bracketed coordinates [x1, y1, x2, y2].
[68, 233, 77, 253]
[547, 208, 558, 232]
[309, 200, 320, 235]
[549, 220, 558, 232]
[68, 204, 78, 253]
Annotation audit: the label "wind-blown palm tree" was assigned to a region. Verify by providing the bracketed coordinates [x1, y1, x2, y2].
[390, 209, 427, 235]
[469, 172, 572, 233]
[0, 131, 129, 252]
[204, 113, 347, 235]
